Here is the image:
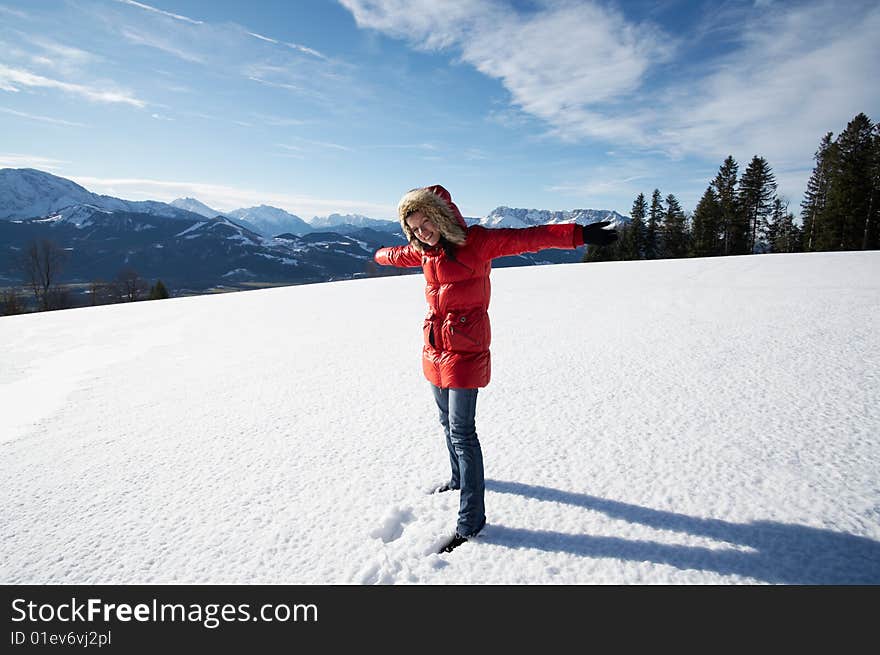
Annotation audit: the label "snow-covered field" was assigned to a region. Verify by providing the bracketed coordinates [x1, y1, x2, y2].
[2, 251, 878, 584]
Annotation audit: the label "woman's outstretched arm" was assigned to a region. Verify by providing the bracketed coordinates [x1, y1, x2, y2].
[374, 244, 424, 268]
[475, 223, 585, 260]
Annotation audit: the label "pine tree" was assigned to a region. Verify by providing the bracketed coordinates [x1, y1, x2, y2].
[866, 121, 880, 249]
[765, 198, 800, 253]
[822, 113, 875, 250]
[621, 193, 647, 260]
[690, 186, 721, 257]
[738, 156, 777, 253]
[662, 193, 688, 258]
[582, 241, 618, 262]
[645, 189, 663, 259]
[149, 279, 170, 300]
[712, 156, 740, 255]
[801, 132, 836, 252]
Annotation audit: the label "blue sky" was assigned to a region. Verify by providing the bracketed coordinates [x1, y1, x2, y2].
[1, 0, 878, 220]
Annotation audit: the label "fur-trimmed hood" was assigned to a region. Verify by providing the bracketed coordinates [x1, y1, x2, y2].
[398, 185, 468, 253]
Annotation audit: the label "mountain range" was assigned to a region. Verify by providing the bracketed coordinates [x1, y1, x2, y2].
[0, 168, 628, 300]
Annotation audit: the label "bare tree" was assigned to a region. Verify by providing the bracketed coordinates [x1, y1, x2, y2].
[115, 267, 149, 302]
[89, 279, 116, 306]
[1, 287, 27, 316]
[23, 239, 67, 311]
[46, 285, 73, 311]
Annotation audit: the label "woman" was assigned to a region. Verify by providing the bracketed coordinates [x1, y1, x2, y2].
[374, 185, 617, 553]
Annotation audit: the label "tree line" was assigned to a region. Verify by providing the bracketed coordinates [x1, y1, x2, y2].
[1, 239, 170, 316]
[585, 112, 879, 262]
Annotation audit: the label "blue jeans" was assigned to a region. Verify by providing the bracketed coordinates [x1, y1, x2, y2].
[430, 384, 486, 537]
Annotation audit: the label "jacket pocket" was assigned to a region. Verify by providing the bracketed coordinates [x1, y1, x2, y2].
[441, 310, 487, 353]
[423, 315, 436, 349]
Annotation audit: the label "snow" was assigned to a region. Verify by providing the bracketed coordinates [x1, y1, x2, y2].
[222, 268, 256, 279]
[57, 203, 112, 227]
[175, 221, 206, 237]
[1, 251, 878, 584]
[309, 213, 393, 229]
[0, 168, 93, 220]
[0, 169, 195, 222]
[483, 206, 628, 229]
[171, 197, 225, 219]
[227, 205, 310, 236]
[33, 214, 64, 223]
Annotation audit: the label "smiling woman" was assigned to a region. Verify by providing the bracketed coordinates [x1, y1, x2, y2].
[403, 211, 441, 247]
[374, 184, 616, 553]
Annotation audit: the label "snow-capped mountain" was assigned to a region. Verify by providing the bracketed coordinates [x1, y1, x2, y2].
[0, 204, 408, 292]
[0, 168, 93, 220]
[310, 213, 397, 233]
[226, 205, 312, 237]
[0, 168, 627, 295]
[0, 168, 200, 221]
[481, 206, 629, 229]
[173, 214, 266, 247]
[33, 204, 114, 227]
[171, 197, 227, 219]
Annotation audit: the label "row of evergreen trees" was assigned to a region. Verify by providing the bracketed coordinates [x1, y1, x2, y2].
[586, 112, 879, 262]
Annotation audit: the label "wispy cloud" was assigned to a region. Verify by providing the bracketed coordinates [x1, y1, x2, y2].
[0, 153, 69, 170]
[69, 0, 343, 113]
[67, 174, 395, 218]
[547, 157, 660, 207]
[247, 31, 277, 44]
[463, 148, 490, 161]
[178, 110, 251, 128]
[341, 0, 673, 120]
[102, 3, 330, 71]
[270, 152, 305, 160]
[0, 38, 27, 63]
[370, 143, 438, 151]
[0, 106, 88, 127]
[298, 138, 352, 152]
[113, 0, 203, 25]
[246, 30, 328, 59]
[549, 175, 651, 199]
[272, 144, 306, 159]
[17, 36, 103, 76]
[252, 113, 311, 127]
[341, 0, 678, 150]
[244, 71, 332, 105]
[278, 138, 353, 153]
[0, 64, 146, 107]
[284, 42, 327, 60]
[23, 37, 99, 65]
[121, 27, 205, 63]
[341, 0, 880, 203]
[247, 76, 303, 93]
[663, 2, 880, 165]
[0, 5, 28, 20]
[485, 106, 532, 129]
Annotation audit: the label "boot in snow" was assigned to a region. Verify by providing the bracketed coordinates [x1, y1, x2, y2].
[438, 532, 468, 553]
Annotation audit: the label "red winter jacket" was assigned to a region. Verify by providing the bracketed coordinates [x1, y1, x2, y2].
[375, 186, 584, 389]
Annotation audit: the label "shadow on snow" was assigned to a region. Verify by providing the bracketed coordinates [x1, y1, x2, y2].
[482, 479, 880, 584]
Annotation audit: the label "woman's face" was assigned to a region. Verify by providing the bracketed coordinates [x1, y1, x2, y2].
[405, 211, 441, 247]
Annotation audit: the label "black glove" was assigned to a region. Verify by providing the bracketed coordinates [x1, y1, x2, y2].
[582, 221, 618, 246]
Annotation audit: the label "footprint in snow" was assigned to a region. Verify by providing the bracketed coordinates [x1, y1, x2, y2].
[369, 506, 415, 543]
